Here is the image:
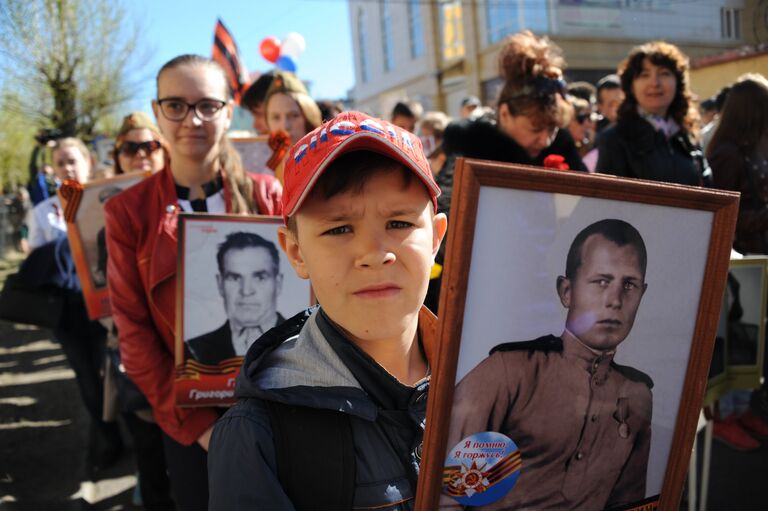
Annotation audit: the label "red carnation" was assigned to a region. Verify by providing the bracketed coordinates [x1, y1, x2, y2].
[543, 154, 569, 171]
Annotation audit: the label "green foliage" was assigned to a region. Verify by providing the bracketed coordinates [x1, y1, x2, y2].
[0, 94, 36, 189]
[0, 0, 144, 139]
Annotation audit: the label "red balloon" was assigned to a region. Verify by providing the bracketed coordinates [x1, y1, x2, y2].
[260, 37, 281, 63]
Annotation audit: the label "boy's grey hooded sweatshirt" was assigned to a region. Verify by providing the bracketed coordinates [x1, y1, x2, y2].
[207, 306, 436, 511]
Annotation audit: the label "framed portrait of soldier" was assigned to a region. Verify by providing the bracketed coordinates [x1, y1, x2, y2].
[416, 160, 739, 511]
[175, 214, 312, 406]
[58, 171, 149, 319]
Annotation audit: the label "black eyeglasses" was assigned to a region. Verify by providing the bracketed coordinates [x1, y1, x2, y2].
[156, 98, 227, 122]
[575, 112, 592, 124]
[118, 140, 162, 157]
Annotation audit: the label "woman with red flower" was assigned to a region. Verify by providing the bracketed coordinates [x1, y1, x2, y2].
[426, 30, 585, 311]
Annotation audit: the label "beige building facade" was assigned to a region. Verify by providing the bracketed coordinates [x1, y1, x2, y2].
[690, 48, 768, 99]
[348, 0, 758, 119]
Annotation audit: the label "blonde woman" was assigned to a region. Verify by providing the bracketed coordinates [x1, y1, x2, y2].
[27, 137, 125, 474]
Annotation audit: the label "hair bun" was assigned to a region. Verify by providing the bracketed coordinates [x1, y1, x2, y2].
[498, 30, 564, 88]
[496, 31, 571, 128]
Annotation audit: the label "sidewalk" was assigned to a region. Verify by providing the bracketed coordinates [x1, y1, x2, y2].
[0, 252, 138, 510]
[693, 428, 768, 510]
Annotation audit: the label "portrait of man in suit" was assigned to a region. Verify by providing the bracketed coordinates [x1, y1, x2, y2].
[186, 231, 284, 365]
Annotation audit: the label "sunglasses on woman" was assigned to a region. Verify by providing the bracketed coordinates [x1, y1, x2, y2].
[119, 140, 162, 157]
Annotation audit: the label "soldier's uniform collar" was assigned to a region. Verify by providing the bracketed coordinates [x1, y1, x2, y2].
[561, 329, 615, 386]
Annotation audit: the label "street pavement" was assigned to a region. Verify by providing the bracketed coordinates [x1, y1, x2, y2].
[0, 318, 138, 510]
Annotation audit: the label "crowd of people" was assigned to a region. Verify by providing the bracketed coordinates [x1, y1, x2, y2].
[3, 28, 768, 511]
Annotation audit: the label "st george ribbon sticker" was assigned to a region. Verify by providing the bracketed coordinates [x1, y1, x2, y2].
[442, 431, 521, 506]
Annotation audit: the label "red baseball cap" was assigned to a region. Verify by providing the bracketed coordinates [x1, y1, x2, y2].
[281, 110, 440, 222]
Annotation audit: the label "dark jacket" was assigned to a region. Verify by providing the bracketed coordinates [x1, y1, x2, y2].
[596, 115, 708, 186]
[186, 321, 236, 366]
[186, 314, 286, 366]
[709, 141, 768, 254]
[429, 118, 585, 279]
[436, 118, 586, 235]
[208, 306, 437, 511]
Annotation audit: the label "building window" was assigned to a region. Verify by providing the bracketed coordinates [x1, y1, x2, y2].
[721, 7, 742, 40]
[440, 0, 465, 61]
[486, 0, 548, 45]
[357, 8, 369, 82]
[408, 0, 425, 59]
[381, 0, 395, 72]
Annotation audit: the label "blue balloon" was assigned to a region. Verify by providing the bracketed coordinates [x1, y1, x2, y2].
[276, 55, 297, 72]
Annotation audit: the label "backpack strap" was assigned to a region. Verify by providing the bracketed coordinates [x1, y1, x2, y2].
[265, 400, 356, 511]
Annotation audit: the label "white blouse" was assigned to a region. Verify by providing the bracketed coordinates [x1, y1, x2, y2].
[27, 195, 67, 249]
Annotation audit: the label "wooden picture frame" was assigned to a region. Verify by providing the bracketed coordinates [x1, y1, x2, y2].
[416, 159, 739, 511]
[174, 213, 312, 406]
[58, 171, 149, 320]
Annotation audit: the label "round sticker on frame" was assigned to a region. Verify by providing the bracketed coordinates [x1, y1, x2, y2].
[442, 432, 522, 506]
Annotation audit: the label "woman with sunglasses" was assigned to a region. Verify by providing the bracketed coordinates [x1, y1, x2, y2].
[566, 95, 596, 160]
[103, 112, 177, 510]
[425, 30, 585, 312]
[112, 112, 167, 175]
[104, 54, 282, 511]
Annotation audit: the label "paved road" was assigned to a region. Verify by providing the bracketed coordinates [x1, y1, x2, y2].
[0, 319, 138, 510]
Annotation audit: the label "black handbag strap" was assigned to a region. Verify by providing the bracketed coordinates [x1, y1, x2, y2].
[265, 400, 355, 511]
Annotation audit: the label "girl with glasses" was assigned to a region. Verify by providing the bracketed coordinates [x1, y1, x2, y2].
[103, 54, 282, 511]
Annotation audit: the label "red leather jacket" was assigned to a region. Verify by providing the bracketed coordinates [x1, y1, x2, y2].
[104, 167, 282, 445]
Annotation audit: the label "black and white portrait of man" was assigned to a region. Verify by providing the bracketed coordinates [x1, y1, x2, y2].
[186, 231, 284, 365]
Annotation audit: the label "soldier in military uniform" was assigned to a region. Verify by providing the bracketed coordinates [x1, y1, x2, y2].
[445, 219, 653, 511]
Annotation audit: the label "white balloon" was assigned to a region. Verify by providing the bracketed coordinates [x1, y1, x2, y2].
[280, 32, 306, 58]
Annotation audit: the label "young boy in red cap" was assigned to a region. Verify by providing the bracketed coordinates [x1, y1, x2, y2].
[208, 111, 447, 510]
